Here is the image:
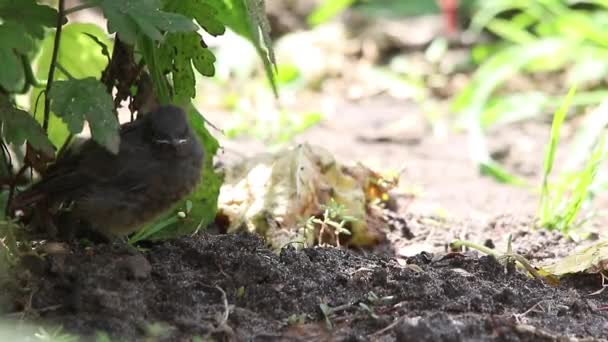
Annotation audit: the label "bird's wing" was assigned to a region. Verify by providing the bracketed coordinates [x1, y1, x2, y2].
[12, 120, 150, 208]
[79, 135, 150, 188]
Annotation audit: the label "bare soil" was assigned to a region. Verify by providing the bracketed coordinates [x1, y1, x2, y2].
[3, 95, 607, 341]
[7, 231, 606, 341]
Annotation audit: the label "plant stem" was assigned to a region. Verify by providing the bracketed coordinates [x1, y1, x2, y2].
[56, 134, 74, 159]
[450, 239, 557, 285]
[63, 2, 96, 16]
[450, 239, 497, 256]
[19, 55, 45, 94]
[43, 0, 65, 132]
[138, 34, 170, 105]
[56, 62, 75, 80]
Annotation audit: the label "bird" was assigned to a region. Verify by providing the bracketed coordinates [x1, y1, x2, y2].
[11, 105, 204, 240]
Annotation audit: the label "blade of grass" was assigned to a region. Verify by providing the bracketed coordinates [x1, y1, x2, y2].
[561, 135, 605, 231]
[538, 86, 576, 222]
[566, 98, 608, 170]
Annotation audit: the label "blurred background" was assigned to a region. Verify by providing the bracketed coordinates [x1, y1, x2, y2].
[182, 0, 608, 240]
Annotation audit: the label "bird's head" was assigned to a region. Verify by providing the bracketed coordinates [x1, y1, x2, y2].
[144, 105, 196, 157]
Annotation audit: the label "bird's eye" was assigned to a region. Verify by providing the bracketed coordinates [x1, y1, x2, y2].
[175, 138, 189, 145]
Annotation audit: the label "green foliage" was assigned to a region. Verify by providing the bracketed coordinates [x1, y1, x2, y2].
[159, 0, 226, 103]
[163, 0, 225, 35]
[455, 0, 608, 183]
[459, 1, 608, 124]
[0, 0, 58, 39]
[48, 78, 119, 154]
[96, 0, 198, 44]
[0, 94, 54, 156]
[537, 87, 606, 233]
[0, 0, 57, 92]
[306, 199, 357, 246]
[219, 0, 277, 95]
[0, 0, 277, 244]
[31, 23, 114, 148]
[541, 87, 574, 190]
[0, 23, 36, 92]
[184, 106, 223, 228]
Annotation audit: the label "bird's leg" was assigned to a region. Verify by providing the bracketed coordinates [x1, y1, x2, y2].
[110, 237, 141, 256]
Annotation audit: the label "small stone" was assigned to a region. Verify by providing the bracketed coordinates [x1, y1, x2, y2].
[120, 254, 152, 280]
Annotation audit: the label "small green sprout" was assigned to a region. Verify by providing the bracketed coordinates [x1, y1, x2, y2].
[305, 199, 358, 247]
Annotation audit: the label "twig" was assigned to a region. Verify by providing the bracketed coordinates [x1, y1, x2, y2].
[368, 316, 405, 338]
[0, 140, 13, 179]
[588, 271, 608, 296]
[43, 0, 65, 132]
[56, 134, 74, 159]
[513, 300, 547, 324]
[215, 285, 230, 325]
[1, 139, 14, 217]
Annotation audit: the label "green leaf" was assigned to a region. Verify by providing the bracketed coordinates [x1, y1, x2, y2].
[480, 92, 548, 129]
[138, 34, 171, 105]
[163, 0, 225, 36]
[566, 98, 608, 170]
[542, 87, 575, 181]
[0, 0, 58, 39]
[485, 17, 536, 44]
[96, 0, 198, 45]
[159, 32, 217, 103]
[0, 22, 36, 92]
[0, 22, 35, 55]
[244, 0, 276, 83]
[0, 0, 58, 91]
[131, 105, 222, 242]
[31, 23, 113, 148]
[48, 78, 119, 154]
[0, 94, 54, 156]
[179, 106, 222, 234]
[479, 161, 527, 186]
[0, 48, 24, 93]
[158, 0, 226, 102]
[45, 23, 112, 80]
[220, 0, 277, 95]
[544, 240, 608, 276]
[453, 38, 570, 121]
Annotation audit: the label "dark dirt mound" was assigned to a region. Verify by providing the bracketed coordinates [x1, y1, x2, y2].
[6, 232, 607, 341]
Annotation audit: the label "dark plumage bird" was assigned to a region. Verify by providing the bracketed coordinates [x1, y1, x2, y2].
[12, 105, 204, 239]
